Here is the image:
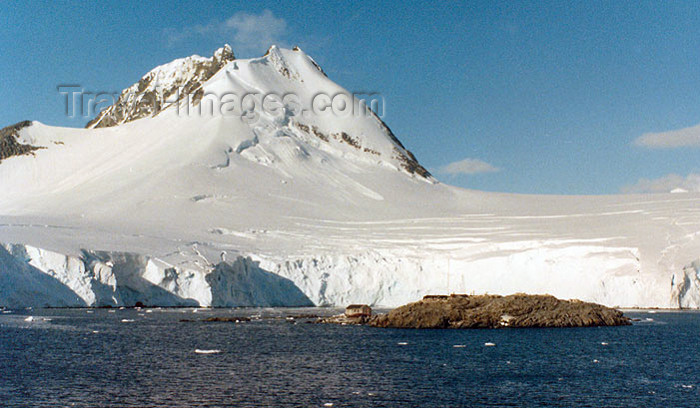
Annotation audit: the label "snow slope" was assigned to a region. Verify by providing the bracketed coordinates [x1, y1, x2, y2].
[1, 46, 699, 308]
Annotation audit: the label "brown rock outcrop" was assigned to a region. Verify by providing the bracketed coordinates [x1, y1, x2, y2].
[369, 293, 631, 329]
[0, 121, 41, 163]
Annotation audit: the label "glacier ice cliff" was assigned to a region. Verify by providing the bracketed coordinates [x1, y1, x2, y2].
[671, 259, 700, 308]
[1, 242, 699, 309]
[0, 243, 311, 308]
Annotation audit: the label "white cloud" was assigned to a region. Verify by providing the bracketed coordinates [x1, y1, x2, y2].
[634, 123, 700, 148]
[621, 173, 700, 194]
[222, 10, 288, 55]
[437, 158, 500, 176]
[166, 10, 288, 56]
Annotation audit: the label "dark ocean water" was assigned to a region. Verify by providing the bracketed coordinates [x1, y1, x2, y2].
[0, 308, 698, 408]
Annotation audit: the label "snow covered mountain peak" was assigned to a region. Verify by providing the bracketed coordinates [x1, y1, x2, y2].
[81, 44, 432, 180]
[0, 44, 436, 221]
[86, 45, 236, 128]
[213, 44, 234, 63]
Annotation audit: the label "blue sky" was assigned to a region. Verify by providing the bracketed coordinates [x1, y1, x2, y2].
[1, 1, 699, 194]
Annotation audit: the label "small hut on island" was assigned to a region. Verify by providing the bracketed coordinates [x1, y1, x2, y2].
[345, 304, 372, 318]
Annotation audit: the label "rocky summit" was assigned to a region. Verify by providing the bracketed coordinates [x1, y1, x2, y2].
[86, 45, 235, 128]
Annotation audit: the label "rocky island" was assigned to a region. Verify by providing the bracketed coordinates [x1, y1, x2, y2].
[320, 294, 631, 328]
[367, 294, 631, 329]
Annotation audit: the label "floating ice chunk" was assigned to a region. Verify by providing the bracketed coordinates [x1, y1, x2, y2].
[194, 349, 221, 354]
[484, 342, 496, 347]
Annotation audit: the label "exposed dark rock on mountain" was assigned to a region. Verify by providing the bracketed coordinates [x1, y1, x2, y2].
[374, 115, 431, 178]
[369, 293, 631, 329]
[0, 121, 41, 163]
[394, 147, 432, 179]
[86, 45, 235, 129]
